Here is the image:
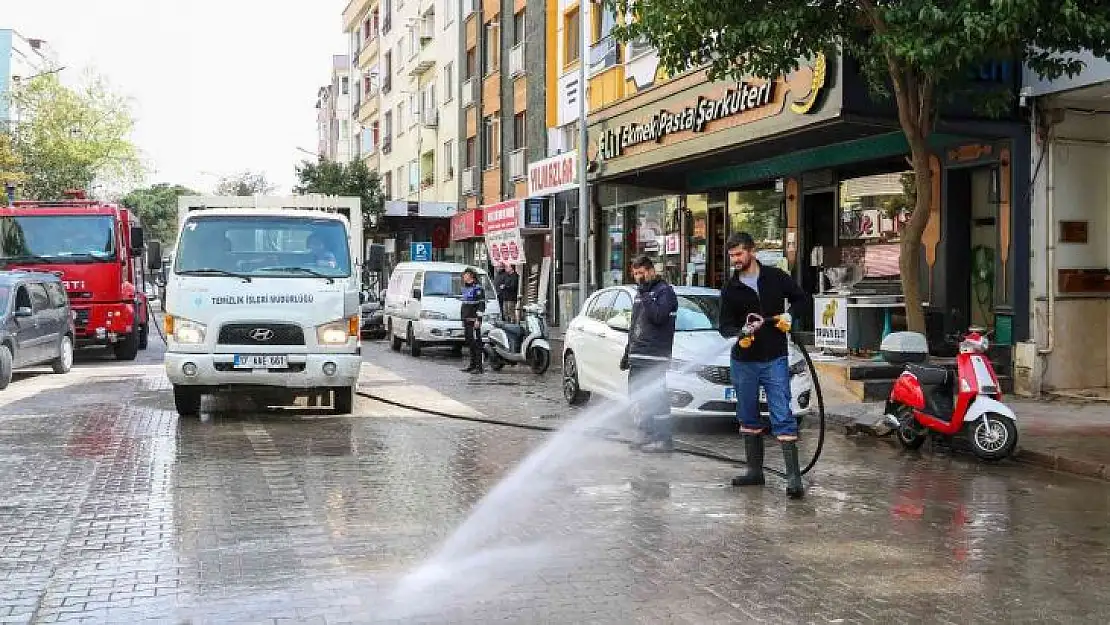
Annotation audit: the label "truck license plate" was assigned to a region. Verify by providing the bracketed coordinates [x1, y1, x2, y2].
[724, 387, 769, 402]
[234, 355, 288, 369]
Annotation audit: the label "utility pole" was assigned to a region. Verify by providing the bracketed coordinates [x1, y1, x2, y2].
[576, 0, 589, 300]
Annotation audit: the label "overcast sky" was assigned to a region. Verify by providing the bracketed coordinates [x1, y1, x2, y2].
[7, 0, 348, 194]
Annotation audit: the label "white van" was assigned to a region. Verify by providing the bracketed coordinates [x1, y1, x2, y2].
[384, 262, 499, 356]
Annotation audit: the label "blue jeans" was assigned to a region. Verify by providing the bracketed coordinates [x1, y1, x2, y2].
[730, 356, 796, 439]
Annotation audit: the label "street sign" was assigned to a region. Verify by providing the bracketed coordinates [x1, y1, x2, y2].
[410, 241, 432, 262]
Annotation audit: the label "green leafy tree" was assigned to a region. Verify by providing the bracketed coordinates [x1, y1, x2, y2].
[8, 72, 142, 200]
[119, 183, 197, 245]
[214, 170, 275, 196]
[0, 132, 26, 191]
[293, 158, 385, 233]
[612, 0, 1110, 333]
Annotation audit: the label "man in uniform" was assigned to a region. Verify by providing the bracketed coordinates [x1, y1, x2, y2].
[719, 232, 810, 498]
[460, 267, 487, 374]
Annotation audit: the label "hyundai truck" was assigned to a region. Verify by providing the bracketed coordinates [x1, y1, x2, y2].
[158, 195, 363, 416]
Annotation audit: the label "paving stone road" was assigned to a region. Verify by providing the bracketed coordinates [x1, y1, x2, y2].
[1, 339, 1109, 624]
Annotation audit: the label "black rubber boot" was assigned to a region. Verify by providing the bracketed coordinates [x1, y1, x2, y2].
[782, 440, 805, 499]
[731, 435, 766, 486]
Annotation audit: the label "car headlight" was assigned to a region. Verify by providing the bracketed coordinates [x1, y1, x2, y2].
[789, 359, 807, 375]
[316, 317, 358, 345]
[166, 316, 206, 345]
[420, 310, 449, 320]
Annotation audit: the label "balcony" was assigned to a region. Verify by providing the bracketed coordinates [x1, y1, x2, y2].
[419, 13, 435, 43]
[461, 77, 476, 108]
[508, 148, 526, 181]
[627, 35, 654, 60]
[421, 108, 439, 129]
[357, 36, 379, 68]
[509, 43, 525, 77]
[408, 40, 436, 76]
[590, 36, 622, 74]
[357, 94, 379, 122]
[382, 135, 393, 155]
[462, 166, 477, 196]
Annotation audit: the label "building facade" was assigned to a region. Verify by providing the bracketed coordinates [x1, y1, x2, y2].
[1016, 55, 1110, 395]
[344, 0, 381, 173]
[315, 55, 353, 162]
[0, 29, 57, 126]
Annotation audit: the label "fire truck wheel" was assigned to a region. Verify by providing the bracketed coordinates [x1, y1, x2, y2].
[138, 324, 149, 350]
[0, 345, 12, 391]
[114, 330, 140, 361]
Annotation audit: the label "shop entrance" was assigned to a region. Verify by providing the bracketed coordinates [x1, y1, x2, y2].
[944, 167, 997, 333]
[801, 191, 838, 296]
[706, 199, 727, 288]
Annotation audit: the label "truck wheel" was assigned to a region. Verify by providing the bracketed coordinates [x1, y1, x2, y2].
[173, 385, 202, 417]
[0, 345, 12, 391]
[334, 386, 355, 414]
[114, 330, 140, 361]
[138, 324, 149, 350]
[390, 321, 402, 352]
[51, 335, 74, 374]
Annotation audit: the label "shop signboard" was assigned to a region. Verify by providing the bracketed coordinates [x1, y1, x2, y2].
[814, 296, 848, 350]
[528, 151, 578, 197]
[450, 208, 484, 242]
[483, 199, 525, 265]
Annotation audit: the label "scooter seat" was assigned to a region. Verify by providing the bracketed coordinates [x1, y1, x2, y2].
[497, 322, 525, 337]
[907, 364, 951, 386]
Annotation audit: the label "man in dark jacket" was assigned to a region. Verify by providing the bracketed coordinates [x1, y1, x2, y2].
[719, 232, 810, 498]
[460, 267, 487, 374]
[620, 255, 678, 452]
[499, 264, 520, 322]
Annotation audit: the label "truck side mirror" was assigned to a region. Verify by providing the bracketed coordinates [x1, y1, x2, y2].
[130, 226, 145, 257]
[147, 241, 163, 271]
[359, 291, 367, 305]
[411, 288, 422, 301]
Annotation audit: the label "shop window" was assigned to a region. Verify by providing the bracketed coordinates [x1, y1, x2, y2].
[728, 189, 787, 271]
[837, 171, 913, 279]
[564, 7, 580, 67]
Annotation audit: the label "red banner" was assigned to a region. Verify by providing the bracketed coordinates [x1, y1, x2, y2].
[450, 208, 484, 241]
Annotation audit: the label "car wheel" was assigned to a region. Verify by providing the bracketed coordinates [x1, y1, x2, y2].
[173, 385, 203, 417]
[562, 352, 590, 406]
[407, 324, 422, 357]
[0, 344, 12, 391]
[51, 335, 74, 374]
[389, 321, 402, 351]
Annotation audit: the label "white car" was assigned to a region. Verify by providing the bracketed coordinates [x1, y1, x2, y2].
[561, 285, 815, 420]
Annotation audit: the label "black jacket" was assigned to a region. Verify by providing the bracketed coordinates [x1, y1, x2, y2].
[460, 281, 486, 320]
[499, 271, 519, 302]
[718, 262, 809, 362]
[624, 277, 678, 360]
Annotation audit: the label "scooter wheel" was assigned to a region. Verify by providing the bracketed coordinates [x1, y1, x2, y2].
[529, 347, 550, 374]
[967, 414, 1018, 461]
[488, 351, 505, 371]
[893, 407, 926, 450]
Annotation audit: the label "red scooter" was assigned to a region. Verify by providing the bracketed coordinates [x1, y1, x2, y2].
[883, 328, 1018, 461]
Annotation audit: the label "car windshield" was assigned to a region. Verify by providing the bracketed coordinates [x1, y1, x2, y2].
[423, 271, 497, 300]
[0, 215, 116, 262]
[174, 216, 352, 278]
[675, 294, 720, 331]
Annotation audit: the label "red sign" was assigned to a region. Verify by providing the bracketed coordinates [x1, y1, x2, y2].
[482, 200, 521, 234]
[482, 200, 525, 265]
[450, 208, 484, 241]
[527, 151, 577, 197]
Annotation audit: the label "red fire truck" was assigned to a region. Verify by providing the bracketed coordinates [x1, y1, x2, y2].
[0, 191, 151, 360]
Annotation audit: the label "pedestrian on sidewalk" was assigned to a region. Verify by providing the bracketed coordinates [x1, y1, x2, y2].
[620, 255, 678, 453]
[498, 263, 520, 322]
[719, 232, 810, 498]
[460, 267, 487, 374]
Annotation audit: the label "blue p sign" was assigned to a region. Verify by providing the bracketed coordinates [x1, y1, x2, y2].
[410, 241, 432, 262]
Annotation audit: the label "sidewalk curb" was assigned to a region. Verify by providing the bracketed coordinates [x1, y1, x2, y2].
[826, 406, 1110, 482]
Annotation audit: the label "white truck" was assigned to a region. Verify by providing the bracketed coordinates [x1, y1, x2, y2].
[157, 195, 363, 416]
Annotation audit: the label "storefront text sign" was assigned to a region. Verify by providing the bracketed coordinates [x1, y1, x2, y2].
[528, 151, 578, 197]
[483, 200, 526, 265]
[814, 296, 848, 350]
[598, 81, 774, 160]
[450, 208, 484, 242]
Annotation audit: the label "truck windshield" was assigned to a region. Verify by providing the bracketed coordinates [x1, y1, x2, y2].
[0, 215, 116, 262]
[175, 216, 352, 278]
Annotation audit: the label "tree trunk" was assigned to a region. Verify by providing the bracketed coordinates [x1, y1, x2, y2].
[899, 138, 934, 335]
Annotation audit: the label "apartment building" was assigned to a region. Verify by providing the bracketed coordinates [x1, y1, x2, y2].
[344, 0, 382, 173]
[0, 29, 58, 126]
[315, 55, 354, 162]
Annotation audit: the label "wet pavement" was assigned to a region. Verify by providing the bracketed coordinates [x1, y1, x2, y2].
[1, 340, 1109, 623]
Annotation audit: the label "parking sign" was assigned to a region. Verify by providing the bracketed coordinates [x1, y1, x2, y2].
[410, 241, 432, 262]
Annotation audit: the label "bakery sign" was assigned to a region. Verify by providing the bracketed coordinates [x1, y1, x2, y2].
[596, 53, 828, 161]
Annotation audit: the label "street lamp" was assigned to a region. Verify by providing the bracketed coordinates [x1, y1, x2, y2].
[11, 66, 66, 83]
[295, 146, 319, 158]
[577, 0, 589, 299]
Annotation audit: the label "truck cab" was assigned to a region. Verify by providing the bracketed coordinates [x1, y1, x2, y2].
[160, 196, 363, 416]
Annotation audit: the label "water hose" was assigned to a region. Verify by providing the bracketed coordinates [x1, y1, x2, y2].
[354, 331, 827, 480]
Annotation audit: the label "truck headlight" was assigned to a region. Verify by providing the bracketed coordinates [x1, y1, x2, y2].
[167, 316, 206, 345]
[419, 310, 448, 320]
[316, 316, 358, 345]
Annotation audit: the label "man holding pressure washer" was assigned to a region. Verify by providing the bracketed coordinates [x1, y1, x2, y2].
[719, 232, 810, 499]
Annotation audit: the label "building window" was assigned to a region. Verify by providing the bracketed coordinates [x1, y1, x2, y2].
[465, 136, 476, 169]
[482, 20, 500, 76]
[362, 128, 375, 154]
[513, 112, 526, 150]
[409, 160, 420, 193]
[396, 167, 405, 197]
[397, 104, 405, 134]
[465, 48, 477, 79]
[444, 0, 456, 27]
[396, 42, 403, 71]
[444, 139, 455, 179]
[564, 7, 580, 66]
[409, 94, 419, 127]
[591, 5, 616, 43]
[383, 0, 393, 33]
[443, 62, 454, 101]
[481, 116, 499, 169]
[383, 171, 393, 200]
[371, 121, 380, 149]
[341, 77, 350, 95]
[513, 10, 526, 46]
[340, 120, 349, 139]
